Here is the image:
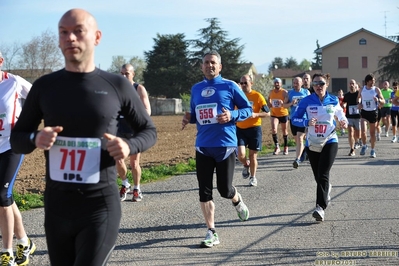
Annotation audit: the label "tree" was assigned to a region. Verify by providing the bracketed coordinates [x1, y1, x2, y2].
[252, 74, 274, 97]
[190, 18, 246, 82]
[19, 29, 63, 81]
[378, 35, 399, 80]
[298, 59, 312, 71]
[143, 33, 193, 98]
[0, 41, 21, 70]
[284, 56, 298, 69]
[108, 55, 146, 82]
[268, 57, 284, 72]
[312, 40, 322, 70]
[107, 56, 126, 73]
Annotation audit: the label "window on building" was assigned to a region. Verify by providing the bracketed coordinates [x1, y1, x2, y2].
[338, 57, 349, 68]
[359, 38, 367, 45]
[282, 79, 286, 85]
[362, 57, 368, 68]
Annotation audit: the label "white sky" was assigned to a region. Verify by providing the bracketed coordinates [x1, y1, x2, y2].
[1, 0, 398, 73]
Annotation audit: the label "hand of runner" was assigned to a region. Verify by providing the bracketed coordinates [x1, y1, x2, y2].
[36, 126, 64, 150]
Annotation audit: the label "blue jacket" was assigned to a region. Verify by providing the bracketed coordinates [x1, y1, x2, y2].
[190, 75, 252, 147]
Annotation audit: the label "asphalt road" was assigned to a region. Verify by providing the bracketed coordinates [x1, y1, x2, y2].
[21, 134, 399, 265]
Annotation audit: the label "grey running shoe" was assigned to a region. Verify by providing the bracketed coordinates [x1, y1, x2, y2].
[120, 185, 131, 202]
[234, 193, 249, 221]
[370, 149, 376, 158]
[200, 230, 220, 248]
[15, 238, 36, 266]
[312, 205, 325, 222]
[360, 145, 368, 155]
[249, 177, 257, 187]
[242, 165, 250, 179]
[293, 159, 300, 169]
[391, 136, 397, 143]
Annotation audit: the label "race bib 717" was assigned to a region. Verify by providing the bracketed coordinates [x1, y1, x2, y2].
[49, 136, 101, 184]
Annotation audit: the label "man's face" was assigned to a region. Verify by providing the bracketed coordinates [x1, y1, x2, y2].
[349, 80, 356, 91]
[121, 67, 134, 83]
[201, 55, 222, 80]
[240, 77, 252, 93]
[383, 81, 389, 89]
[58, 10, 101, 65]
[303, 75, 311, 86]
[366, 78, 375, 87]
[293, 78, 302, 89]
[274, 81, 281, 89]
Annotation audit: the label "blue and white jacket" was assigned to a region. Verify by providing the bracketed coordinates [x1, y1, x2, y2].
[292, 92, 347, 146]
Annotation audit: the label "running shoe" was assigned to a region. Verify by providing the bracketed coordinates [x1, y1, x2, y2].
[312, 205, 325, 222]
[370, 149, 376, 158]
[283, 146, 289, 155]
[360, 145, 368, 155]
[273, 146, 280, 155]
[15, 238, 36, 266]
[120, 185, 131, 202]
[293, 159, 300, 169]
[348, 149, 355, 156]
[234, 193, 249, 221]
[132, 189, 143, 202]
[200, 230, 220, 248]
[249, 177, 257, 187]
[242, 164, 250, 179]
[377, 134, 381, 141]
[340, 129, 345, 136]
[0, 252, 15, 266]
[391, 136, 397, 143]
[385, 131, 389, 137]
[354, 142, 361, 149]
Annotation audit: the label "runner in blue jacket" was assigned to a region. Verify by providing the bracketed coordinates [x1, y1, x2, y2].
[292, 73, 347, 222]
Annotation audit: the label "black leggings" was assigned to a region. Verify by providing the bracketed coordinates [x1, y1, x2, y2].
[196, 150, 236, 202]
[0, 149, 24, 206]
[44, 185, 121, 266]
[306, 143, 338, 209]
[391, 110, 399, 127]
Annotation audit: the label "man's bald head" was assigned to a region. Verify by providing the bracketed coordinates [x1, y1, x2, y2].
[58, 9, 101, 72]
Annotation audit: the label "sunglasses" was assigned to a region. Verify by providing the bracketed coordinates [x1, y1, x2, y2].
[312, 81, 326, 86]
[240, 82, 248, 85]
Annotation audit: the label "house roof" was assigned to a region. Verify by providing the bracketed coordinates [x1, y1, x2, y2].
[315, 28, 397, 53]
[271, 68, 322, 79]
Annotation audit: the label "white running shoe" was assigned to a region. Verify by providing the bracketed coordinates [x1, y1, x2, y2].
[312, 205, 325, 222]
[249, 177, 257, 187]
[234, 193, 249, 221]
[391, 136, 397, 143]
[200, 230, 220, 248]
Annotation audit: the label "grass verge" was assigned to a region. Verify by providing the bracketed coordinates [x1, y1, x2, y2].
[14, 143, 290, 210]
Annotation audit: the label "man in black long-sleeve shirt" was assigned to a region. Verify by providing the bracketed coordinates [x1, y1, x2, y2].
[10, 8, 156, 266]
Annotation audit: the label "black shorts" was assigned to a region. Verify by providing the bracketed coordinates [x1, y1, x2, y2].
[361, 109, 378, 123]
[116, 117, 134, 138]
[236, 126, 262, 151]
[289, 120, 306, 136]
[380, 107, 391, 117]
[271, 115, 289, 124]
[0, 149, 24, 207]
